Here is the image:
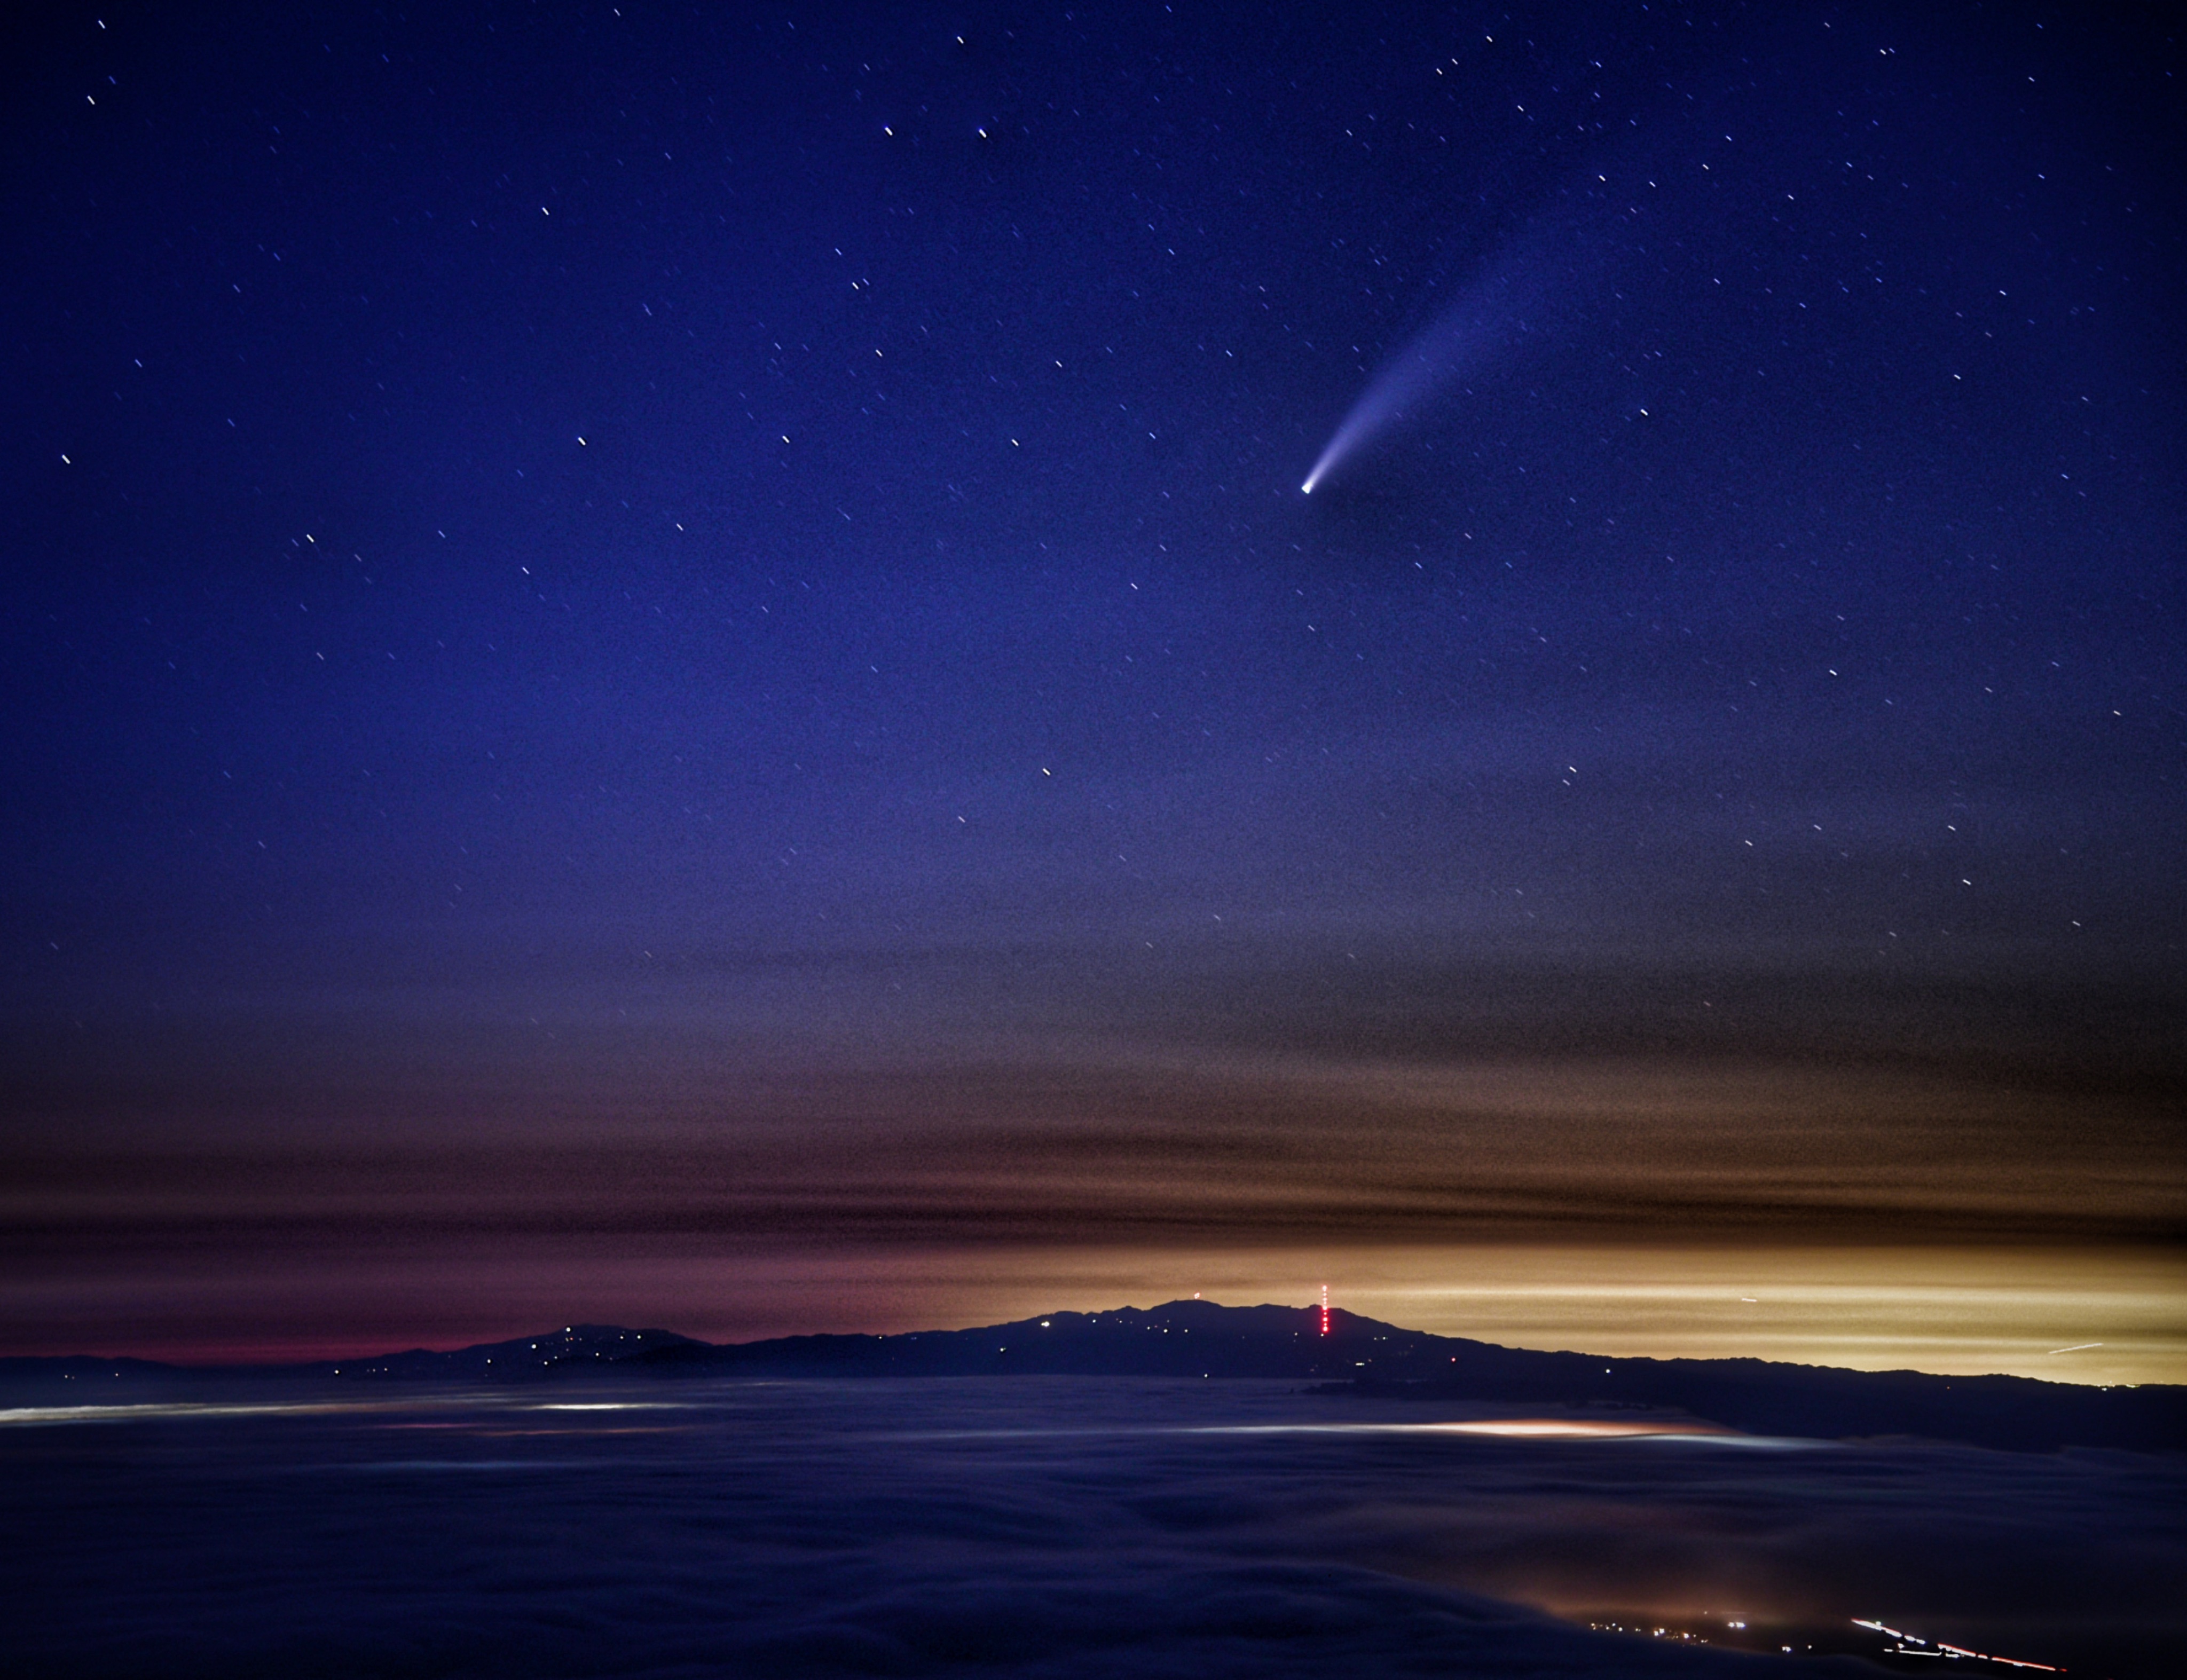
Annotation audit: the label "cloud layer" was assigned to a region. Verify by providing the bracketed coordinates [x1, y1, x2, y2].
[5, 1376, 2179, 1678]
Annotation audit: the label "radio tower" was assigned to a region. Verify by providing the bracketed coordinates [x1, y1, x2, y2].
[1320, 1283, 1330, 1336]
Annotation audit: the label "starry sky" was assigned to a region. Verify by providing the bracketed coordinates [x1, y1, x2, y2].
[3, 1, 2181, 1366]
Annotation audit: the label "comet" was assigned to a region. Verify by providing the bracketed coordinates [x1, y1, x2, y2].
[1300, 249, 1539, 495]
[1300, 188, 1625, 494]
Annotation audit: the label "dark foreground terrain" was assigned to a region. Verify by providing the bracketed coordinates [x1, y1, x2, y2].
[5, 1305, 2181, 1678]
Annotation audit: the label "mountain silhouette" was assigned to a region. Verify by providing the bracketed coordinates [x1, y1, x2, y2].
[6, 1299, 2178, 1454]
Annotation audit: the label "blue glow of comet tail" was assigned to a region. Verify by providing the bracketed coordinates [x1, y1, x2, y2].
[1300, 247, 1548, 494]
[1300, 309, 1482, 494]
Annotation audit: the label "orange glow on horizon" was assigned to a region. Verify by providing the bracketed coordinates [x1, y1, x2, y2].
[5, 1241, 2180, 1386]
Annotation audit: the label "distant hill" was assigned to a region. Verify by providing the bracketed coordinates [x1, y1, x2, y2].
[0, 1324, 700, 1391]
[5, 1300, 2179, 1454]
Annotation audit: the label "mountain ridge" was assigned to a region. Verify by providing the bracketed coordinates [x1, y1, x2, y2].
[5, 1299, 2180, 1454]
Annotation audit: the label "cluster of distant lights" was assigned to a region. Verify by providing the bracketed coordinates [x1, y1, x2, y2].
[1587, 1619, 1713, 1644]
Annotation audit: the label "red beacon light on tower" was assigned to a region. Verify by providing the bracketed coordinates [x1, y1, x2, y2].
[1320, 1283, 1331, 1336]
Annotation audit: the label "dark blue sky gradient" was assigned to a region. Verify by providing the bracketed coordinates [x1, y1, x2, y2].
[3, 2, 2181, 1351]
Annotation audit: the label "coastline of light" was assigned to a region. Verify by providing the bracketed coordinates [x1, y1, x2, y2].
[0, 1397, 694, 1429]
[1186, 1419, 1822, 1448]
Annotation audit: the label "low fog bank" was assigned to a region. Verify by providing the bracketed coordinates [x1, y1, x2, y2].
[3, 1377, 2179, 1678]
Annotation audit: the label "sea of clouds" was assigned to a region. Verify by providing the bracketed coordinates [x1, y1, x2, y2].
[5, 1376, 2178, 1678]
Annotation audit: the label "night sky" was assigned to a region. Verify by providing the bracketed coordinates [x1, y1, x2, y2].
[4, 1, 2181, 1367]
